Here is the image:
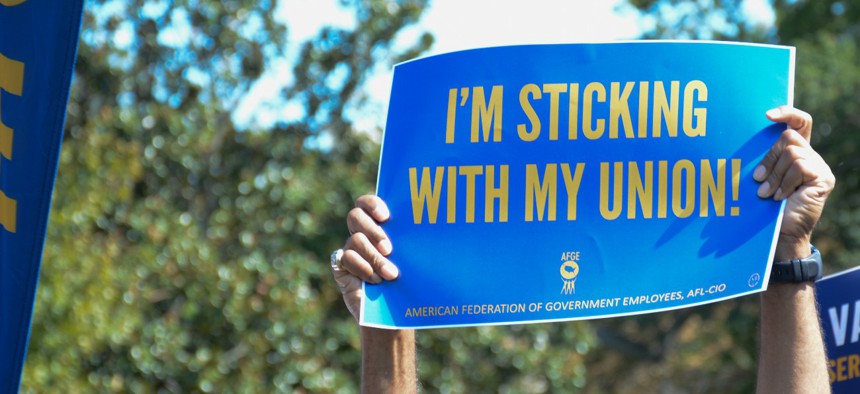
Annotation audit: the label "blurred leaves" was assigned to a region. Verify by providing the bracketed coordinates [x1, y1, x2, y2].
[24, 0, 431, 392]
[627, 0, 773, 41]
[20, 0, 860, 393]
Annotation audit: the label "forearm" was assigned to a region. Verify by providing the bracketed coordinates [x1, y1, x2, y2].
[757, 242, 830, 393]
[361, 327, 417, 394]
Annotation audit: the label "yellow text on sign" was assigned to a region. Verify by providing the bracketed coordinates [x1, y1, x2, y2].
[0, 52, 25, 232]
[409, 165, 510, 224]
[443, 80, 708, 144]
[407, 158, 741, 225]
[599, 159, 741, 220]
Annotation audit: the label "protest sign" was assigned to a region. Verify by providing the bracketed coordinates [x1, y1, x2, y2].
[363, 41, 794, 329]
[1, 0, 85, 390]
[817, 266, 860, 392]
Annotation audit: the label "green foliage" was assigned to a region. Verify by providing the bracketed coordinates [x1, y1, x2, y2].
[627, 0, 772, 41]
[416, 324, 593, 392]
[21, 0, 859, 392]
[24, 0, 432, 392]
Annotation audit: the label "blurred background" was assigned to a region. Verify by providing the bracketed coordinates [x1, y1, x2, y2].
[20, 0, 859, 392]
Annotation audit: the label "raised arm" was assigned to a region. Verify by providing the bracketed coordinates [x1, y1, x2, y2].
[332, 195, 417, 393]
[755, 106, 835, 394]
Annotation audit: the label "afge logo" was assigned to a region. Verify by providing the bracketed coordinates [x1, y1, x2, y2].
[560, 251, 581, 295]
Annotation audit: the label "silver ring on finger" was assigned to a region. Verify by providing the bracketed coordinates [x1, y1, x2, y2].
[331, 249, 345, 272]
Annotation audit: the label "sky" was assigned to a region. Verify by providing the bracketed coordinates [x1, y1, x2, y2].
[232, 0, 775, 135]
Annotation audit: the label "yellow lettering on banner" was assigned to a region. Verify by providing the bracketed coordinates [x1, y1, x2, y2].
[599, 162, 623, 220]
[657, 160, 668, 218]
[0, 190, 16, 232]
[0, 53, 24, 160]
[852, 355, 860, 381]
[731, 159, 741, 216]
[560, 163, 585, 220]
[471, 86, 503, 143]
[542, 83, 567, 140]
[484, 165, 508, 223]
[582, 82, 606, 139]
[683, 80, 708, 137]
[525, 164, 557, 222]
[517, 84, 541, 141]
[445, 88, 457, 143]
[828, 354, 860, 383]
[672, 159, 695, 218]
[459, 165, 483, 223]
[0, 0, 28, 6]
[1, 51, 25, 233]
[567, 83, 580, 140]
[409, 167, 444, 224]
[408, 165, 511, 225]
[838, 356, 847, 382]
[514, 80, 707, 142]
[627, 161, 653, 219]
[446, 166, 457, 223]
[652, 81, 679, 137]
[700, 159, 726, 217]
[637, 81, 650, 138]
[595, 159, 735, 220]
[609, 81, 634, 139]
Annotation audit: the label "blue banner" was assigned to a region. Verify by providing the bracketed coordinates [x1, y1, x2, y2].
[1, 0, 85, 390]
[817, 266, 860, 392]
[364, 42, 795, 329]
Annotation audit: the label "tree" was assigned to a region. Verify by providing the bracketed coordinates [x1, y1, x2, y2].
[628, 0, 772, 41]
[23, 0, 436, 392]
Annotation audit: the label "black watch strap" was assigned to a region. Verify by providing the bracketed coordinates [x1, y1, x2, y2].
[770, 246, 822, 283]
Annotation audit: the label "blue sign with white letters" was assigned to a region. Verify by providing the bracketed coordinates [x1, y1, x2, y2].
[817, 266, 860, 392]
[363, 42, 795, 329]
[1, 0, 85, 390]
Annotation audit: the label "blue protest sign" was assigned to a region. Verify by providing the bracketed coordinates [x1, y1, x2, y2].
[1, 0, 85, 390]
[817, 266, 860, 392]
[363, 42, 795, 329]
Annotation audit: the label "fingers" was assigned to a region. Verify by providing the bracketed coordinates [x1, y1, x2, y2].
[766, 106, 813, 142]
[343, 232, 400, 283]
[756, 108, 834, 202]
[355, 195, 391, 223]
[756, 106, 812, 197]
[348, 195, 393, 255]
[342, 195, 399, 283]
[333, 195, 399, 322]
[755, 129, 810, 200]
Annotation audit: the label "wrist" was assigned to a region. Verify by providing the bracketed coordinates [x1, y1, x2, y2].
[774, 235, 811, 261]
[770, 241, 822, 285]
[361, 326, 413, 340]
[360, 327, 415, 360]
[360, 327, 417, 394]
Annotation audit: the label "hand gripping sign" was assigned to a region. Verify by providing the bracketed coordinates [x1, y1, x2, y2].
[363, 42, 795, 329]
[1, 0, 85, 390]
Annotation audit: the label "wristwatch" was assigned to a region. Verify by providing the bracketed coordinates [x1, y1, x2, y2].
[770, 245, 822, 283]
